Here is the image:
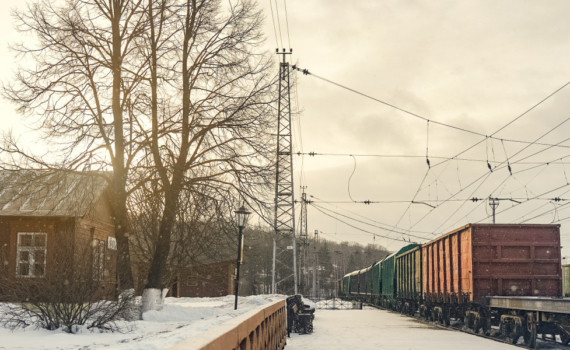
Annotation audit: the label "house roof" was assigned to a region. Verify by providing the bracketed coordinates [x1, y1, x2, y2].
[0, 171, 109, 217]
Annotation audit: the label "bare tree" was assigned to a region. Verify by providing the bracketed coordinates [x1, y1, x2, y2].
[135, 0, 275, 309]
[2, 0, 152, 290]
[2, 0, 276, 310]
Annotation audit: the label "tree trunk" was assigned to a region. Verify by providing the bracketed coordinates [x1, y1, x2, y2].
[111, 0, 134, 291]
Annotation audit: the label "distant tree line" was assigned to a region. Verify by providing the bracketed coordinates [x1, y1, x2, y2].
[238, 227, 391, 298]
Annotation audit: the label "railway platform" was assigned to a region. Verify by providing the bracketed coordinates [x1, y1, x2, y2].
[285, 308, 562, 350]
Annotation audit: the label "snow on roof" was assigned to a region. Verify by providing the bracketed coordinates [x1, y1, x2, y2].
[0, 171, 109, 217]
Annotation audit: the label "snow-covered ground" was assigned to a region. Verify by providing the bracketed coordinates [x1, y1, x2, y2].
[286, 307, 565, 350]
[0, 294, 285, 350]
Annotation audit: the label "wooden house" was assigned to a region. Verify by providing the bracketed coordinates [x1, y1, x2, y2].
[0, 171, 117, 299]
[167, 260, 237, 298]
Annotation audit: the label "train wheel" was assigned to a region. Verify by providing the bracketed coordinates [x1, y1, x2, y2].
[500, 320, 518, 345]
[523, 313, 536, 348]
[481, 315, 490, 336]
[464, 315, 471, 331]
[436, 310, 442, 324]
[560, 332, 570, 345]
[443, 309, 451, 327]
[473, 316, 481, 334]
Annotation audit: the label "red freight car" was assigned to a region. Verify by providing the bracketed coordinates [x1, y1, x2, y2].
[422, 223, 561, 304]
[421, 223, 561, 331]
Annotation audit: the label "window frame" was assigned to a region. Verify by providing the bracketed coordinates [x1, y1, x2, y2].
[92, 239, 106, 282]
[187, 273, 198, 287]
[16, 232, 47, 278]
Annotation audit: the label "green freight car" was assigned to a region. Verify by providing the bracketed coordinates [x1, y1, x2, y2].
[370, 261, 381, 304]
[380, 244, 420, 309]
[358, 265, 374, 298]
[395, 244, 422, 315]
[345, 270, 360, 297]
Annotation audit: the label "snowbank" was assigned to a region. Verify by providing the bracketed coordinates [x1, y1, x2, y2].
[0, 294, 286, 350]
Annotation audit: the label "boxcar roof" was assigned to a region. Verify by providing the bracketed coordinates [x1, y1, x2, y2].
[346, 270, 360, 277]
[395, 243, 421, 258]
[0, 171, 109, 217]
[422, 223, 561, 246]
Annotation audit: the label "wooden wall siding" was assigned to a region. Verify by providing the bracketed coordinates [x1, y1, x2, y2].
[0, 191, 117, 299]
[170, 300, 287, 350]
[178, 260, 237, 298]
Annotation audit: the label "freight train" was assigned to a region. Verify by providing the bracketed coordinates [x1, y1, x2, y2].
[339, 224, 570, 348]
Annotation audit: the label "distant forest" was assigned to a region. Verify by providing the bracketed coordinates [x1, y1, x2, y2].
[239, 226, 391, 298]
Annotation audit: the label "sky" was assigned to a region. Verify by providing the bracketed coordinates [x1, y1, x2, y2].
[3, 0, 570, 256]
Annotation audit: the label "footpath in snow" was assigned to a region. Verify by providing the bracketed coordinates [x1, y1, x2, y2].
[286, 307, 549, 350]
[0, 294, 285, 350]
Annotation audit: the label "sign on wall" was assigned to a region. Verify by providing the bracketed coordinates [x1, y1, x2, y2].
[107, 237, 117, 250]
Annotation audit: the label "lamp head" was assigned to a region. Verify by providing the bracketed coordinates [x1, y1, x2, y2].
[235, 205, 251, 229]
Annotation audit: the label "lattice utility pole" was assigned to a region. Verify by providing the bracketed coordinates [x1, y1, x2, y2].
[272, 48, 298, 295]
[312, 230, 319, 298]
[298, 188, 309, 295]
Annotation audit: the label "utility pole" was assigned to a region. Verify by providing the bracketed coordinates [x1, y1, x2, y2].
[312, 230, 319, 298]
[299, 188, 309, 295]
[272, 48, 297, 295]
[334, 250, 343, 297]
[488, 197, 520, 224]
[489, 197, 499, 224]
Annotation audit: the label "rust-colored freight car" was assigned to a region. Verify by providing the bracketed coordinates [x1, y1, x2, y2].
[422, 223, 561, 306]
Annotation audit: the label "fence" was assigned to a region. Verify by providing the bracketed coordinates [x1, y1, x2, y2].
[308, 297, 362, 310]
[169, 300, 287, 350]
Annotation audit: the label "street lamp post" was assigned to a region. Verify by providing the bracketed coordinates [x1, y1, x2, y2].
[234, 204, 251, 310]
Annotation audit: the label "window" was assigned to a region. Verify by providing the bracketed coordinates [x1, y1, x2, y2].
[187, 274, 198, 287]
[16, 232, 47, 278]
[93, 239, 105, 281]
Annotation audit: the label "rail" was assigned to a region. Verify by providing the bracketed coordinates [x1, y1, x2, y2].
[170, 300, 287, 350]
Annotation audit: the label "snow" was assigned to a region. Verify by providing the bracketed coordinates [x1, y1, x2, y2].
[286, 308, 557, 350]
[0, 294, 285, 350]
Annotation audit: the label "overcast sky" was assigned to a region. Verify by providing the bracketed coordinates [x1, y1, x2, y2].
[3, 1, 570, 256]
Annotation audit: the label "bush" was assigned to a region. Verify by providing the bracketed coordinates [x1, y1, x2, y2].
[0, 236, 137, 333]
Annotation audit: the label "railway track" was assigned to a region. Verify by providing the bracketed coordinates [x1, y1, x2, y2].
[365, 303, 570, 350]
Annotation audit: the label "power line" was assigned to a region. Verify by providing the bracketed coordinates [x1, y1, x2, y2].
[309, 194, 434, 235]
[308, 197, 570, 205]
[407, 111, 570, 235]
[273, 0, 284, 48]
[292, 65, 570, 142]
[282, 0, 291, 48]
[295, 152, 567, 165]
[268, 0, 280, 48]
[311, 202, 428, 240]
[310, 204, 421, 243]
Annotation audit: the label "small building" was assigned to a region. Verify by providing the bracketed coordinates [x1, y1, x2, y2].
[168, 260, 237, 298]
[0, 171, 117, 299]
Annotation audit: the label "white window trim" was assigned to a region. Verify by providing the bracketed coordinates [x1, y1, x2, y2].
[16, 232, 47, 278]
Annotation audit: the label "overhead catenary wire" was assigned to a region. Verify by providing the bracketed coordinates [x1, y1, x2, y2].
[268, 0, 280, 48]
[273, 0, 284, 48]
[311, 202, 429, 241]
[293, 65, 570, 242]
[291, 65, 570, 144]
[294, 152, 570, 166]
[405, 106, 570, 236]
[311, 203, 421, 243]
[282, 0, 291, 48]
[309, 194, 434, 235]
